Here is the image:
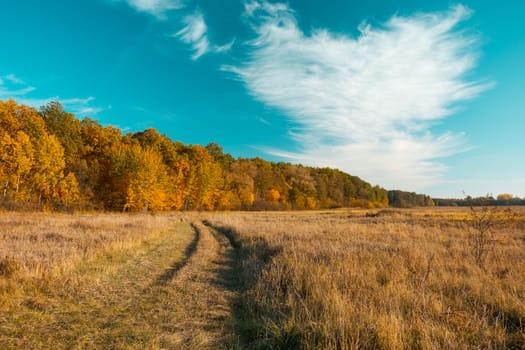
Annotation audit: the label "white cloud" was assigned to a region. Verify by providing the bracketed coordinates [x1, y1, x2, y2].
[175, 10, 234, 60]
[176, 11, 210, 59]
[59, 97, 105, 116]
[2, 74, 26, 85]
[0, 74, 104, 116]
[115, 1, 232, 60]
[121, 0, 185, 18]
[226, 2, 492, 190]
[0, 75, 36, 96]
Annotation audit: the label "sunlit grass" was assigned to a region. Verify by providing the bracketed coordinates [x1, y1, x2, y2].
[207, 207, 525, 349]
[0, 213, 196, 348]
[0, 212, 183, 278]
[1, 208, 524, 348]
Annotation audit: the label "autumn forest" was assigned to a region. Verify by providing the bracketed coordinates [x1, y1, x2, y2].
[0, 99, 396, 212]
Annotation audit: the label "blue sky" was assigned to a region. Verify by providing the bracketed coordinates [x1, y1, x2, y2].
[1, 0, 523, 198]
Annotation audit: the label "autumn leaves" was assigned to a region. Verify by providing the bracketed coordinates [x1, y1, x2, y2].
[0, 101, 78, 206]
[0, 99, 388, 211]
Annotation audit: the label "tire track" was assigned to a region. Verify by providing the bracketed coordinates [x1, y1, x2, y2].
[164, 221, 239, 348]
[150, 224, 200, 288]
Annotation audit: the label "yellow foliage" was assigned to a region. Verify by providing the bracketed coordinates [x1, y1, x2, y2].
[57, 172, 80, 207]
[497, 193, 513, 200]
[305, 196, 318, 209]
[269, 189, 280, 202]
[125, 146, 169, 212]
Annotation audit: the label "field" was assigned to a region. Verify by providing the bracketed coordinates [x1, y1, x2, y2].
[1, 208, 524, 349]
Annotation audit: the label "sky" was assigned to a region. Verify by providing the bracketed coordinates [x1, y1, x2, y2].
[0, 0, 523, 198]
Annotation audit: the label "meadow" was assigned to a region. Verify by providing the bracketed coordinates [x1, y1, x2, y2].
[1, 208, 524, 349]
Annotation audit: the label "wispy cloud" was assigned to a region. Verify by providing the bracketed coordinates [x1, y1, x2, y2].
[225, 1, 492, 190]
[119, 0, 185, 18]
[175, 10, 234, 60]
[0, 74, 104, 116]
[114, 1, 232, 60]
[0, 74, 36, 96]
[1, 74, 26, 85]
[59, 97, 106, 116]
[257, 116, 271, 125]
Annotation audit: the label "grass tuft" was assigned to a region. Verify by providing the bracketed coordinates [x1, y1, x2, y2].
[0, 256, 20, 278]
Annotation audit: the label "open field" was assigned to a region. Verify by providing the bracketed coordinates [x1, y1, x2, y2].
[1, 208, 524, 348]
[206, 208, 525, 349]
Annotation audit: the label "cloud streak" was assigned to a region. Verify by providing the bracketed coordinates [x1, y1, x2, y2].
[120, 0, 185, 18]
[0, 74, 104, 116]
[175, 10, 234, 60]
[225, 1, 492, 190]
[115, 1, 232, 60]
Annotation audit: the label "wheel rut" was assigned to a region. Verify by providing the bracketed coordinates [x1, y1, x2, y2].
[163, 221, 240, 348]
[149, 224, 200, 288]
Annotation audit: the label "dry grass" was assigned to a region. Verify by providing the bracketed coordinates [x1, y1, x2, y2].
[0, 212, 182, 278]
[206, 208, 525, 349]
[1, 208, 524, 349]
[0, 212, 200, 348]
[0, 211, 244, 349]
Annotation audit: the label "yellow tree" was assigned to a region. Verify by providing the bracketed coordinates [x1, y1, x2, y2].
[12, 131, 34, 201]
[0, 100, 22, 136]
[0, 130, 13, 197]
[186, 145, 225, 210]
[56, 172, 80, 208]
[497, 193, 513, 201]
[30, 134, 66, 204]
[0, 100, 46, 139]
[166, 157, 191, 210]
[0, 130, 34, 201]
[125, 146, 168, 212]
[0, 130, 15, 197]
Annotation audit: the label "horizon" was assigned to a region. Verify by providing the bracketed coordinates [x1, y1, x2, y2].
[1, 0, 523, 198]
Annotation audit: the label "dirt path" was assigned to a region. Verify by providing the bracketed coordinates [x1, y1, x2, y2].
[1, 220, 241, 349]
[164, 221, 240, 348]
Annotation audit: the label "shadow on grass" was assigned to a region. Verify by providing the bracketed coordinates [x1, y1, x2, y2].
[202, 221, 299, 349]
[152, 224, 200, 287]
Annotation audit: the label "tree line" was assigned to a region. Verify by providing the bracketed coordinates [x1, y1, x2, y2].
[387, 190, 435, 208]
[434, 194, 525, 207]
[0, 99, 390, 211]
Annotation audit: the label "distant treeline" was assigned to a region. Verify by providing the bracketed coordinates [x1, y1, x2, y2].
[388, 191, 525, 208]
[387, 190, 435, 208]
[433, 195, 525, 207]
[0, 99, 389, 211]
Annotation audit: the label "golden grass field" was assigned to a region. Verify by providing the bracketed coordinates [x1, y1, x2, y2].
[1, 207, 524, 349]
